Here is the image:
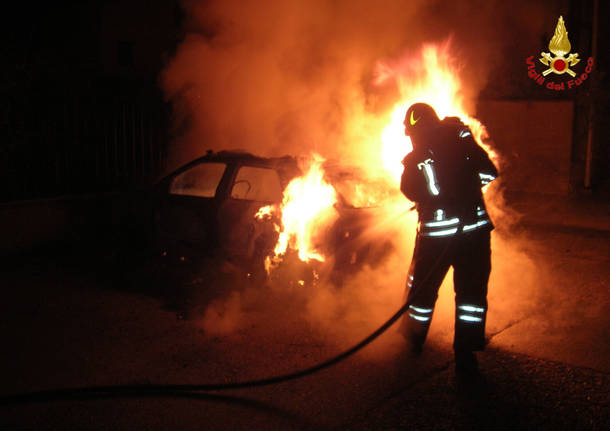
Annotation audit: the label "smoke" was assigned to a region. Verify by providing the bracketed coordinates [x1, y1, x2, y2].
[201, 291, 244, 335]
[160, 0, 554, 170]
[162, 0, 568, 359]
[194, 203, 549, 362]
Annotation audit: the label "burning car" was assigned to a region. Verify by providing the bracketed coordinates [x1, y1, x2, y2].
[149, 150, 396, 286]
[152, 151, 297, 278]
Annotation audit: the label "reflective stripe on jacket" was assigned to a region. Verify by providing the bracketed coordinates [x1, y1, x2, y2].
[400, 119, 498, 238]
[417, 206, 492, 237]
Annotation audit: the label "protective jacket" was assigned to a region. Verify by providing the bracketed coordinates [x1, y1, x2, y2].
[400, 117, 497, 237]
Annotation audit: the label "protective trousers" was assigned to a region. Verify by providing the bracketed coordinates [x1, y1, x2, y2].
[400, 228, 491, 352]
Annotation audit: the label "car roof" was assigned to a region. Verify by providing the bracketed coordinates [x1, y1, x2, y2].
[199, 150, 297, 167]
[160, 150, 301, 185]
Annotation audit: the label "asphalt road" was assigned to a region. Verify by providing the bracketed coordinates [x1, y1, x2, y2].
[1, 215, 608, 430]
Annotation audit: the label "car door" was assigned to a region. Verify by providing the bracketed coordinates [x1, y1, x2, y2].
[216, 164, 284, 264]
[155, 161, 228, 255]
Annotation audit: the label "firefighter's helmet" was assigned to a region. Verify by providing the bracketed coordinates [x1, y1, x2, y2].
[404, 103, 440, 136]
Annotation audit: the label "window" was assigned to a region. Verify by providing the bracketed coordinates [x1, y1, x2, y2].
[170, 163, 226, 197]
[230, 166, 283, 202]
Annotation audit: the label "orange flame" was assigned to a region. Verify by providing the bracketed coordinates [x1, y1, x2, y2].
[257, 42, 495, 277]
[254, 204, 275, 220]
[377, 42, 495, 184]
[260, 154, 338, 273]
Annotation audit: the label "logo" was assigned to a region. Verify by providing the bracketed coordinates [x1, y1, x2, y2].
[539, 16, 580, 76]
[409, 111, 420, 126]
[526, 16, 594, 91]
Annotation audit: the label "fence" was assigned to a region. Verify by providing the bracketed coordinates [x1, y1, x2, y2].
[2, 92, 168, 203]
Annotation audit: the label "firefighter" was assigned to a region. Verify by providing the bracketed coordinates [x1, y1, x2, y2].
[399, 102, 498, 376]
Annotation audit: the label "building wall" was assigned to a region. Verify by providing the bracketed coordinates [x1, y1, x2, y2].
[477, 100, 574, 195]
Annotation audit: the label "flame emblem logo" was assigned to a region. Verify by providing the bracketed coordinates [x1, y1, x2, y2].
[539, 16, 580, 77]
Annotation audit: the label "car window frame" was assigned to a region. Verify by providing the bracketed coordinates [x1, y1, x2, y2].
[228, 164, 284, 203]
[168, 161, 228, 199]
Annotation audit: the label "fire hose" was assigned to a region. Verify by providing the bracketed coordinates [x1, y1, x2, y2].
[1, 229, 452, 406]
[0, 302, 409, 405]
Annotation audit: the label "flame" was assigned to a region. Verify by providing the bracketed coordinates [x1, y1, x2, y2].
[262, 154, 338, 273]
[549, 16, 571, 57]
[377, 43, 495, 184]
[257, 41, 496, 278]
[255, 204, 275, 220]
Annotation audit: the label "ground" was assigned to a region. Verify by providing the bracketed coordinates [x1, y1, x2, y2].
[0, 193, 608, 430]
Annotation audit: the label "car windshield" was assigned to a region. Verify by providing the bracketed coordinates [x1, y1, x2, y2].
[170, 162, 226, 197]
